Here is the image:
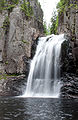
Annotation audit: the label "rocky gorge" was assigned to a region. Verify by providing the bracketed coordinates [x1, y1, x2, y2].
[0, 0, 78, 98]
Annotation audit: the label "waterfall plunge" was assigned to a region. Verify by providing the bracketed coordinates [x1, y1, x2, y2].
[23, 34, 65, 98]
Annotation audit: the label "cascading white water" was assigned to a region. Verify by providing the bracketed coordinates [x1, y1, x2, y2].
[23, 34, 65, 98]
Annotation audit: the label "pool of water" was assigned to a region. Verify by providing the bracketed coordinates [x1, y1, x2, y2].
[0, 97, 78, 120]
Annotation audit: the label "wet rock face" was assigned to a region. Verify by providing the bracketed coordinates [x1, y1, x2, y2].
[61, 73, 78, 98]
[60, 35, 78, 98]
[61, 36, 76, 75]
[0, 75, 26, 96]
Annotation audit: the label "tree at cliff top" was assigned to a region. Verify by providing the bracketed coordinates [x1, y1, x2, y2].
[50, 0, 68, 34]
[0, 0, 19, 13]
[50, 0, 78, 35]
[57, 0, 78, 14]
[0, 0, 34, 18]
[56, 0, 78, 17]
[50, 11, 58, 35]
[43, 21, 50, 35]
[56, 0, 68, 13]
[20, 0, 33, 19]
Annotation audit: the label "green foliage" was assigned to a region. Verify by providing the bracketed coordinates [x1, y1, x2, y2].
[43, 21, 47, 35]
[68, 3, 78, 9]
[5, 61, 8, 64]
[0, 0, 19, 13]
[22, 40, 29, 44]
[50, 11, 58, 34]
[2, 16, 10, 33]
[50, 0, 78, 35]
[9, 0, 19, 5]
[20, 0, 33, 18]
[3, 16, 10, 28]
[0, 0, 6, 7]
[5, 4, 15, 13]
[0, 0, 6, 12]
[43, 21, 50, 35]
[57, 0, 78, 14]
[56, 0, 68, 14]
[0, 73, 19, 80]
[0, 74, 7, 80]
[36, 0, 41, 9]
[55, 15, 58, 31]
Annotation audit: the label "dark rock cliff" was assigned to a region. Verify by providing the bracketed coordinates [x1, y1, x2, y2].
[60, 35, 78, 98]
[58, 0, 78, 62]
[57, 0, 78, 98]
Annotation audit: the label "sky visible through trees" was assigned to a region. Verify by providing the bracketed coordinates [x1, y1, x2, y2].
[38, 0, 60, 27]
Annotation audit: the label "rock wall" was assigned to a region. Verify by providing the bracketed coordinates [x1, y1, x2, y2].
[57, 0, 78, 98]
[60, 36, 78, 98]
[58, 0, 78, 39]
[0, 0, 44, 75]
[58, 0, 78, 61]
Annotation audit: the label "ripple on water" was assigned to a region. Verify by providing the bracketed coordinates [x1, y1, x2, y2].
[0, 97, 78, 120]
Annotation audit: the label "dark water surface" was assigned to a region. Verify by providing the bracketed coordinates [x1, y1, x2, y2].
[0, 97, 78, 120]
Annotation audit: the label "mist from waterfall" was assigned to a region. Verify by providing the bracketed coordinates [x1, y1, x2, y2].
[23, 34, 65, 98]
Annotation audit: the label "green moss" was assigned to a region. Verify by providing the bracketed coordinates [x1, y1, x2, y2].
[0, 74, 7, 80]
[22, 40, 29, 44]
[72, 37, 75, 41]
[0, 73, 19, 80]
[5, 61, 8, 64]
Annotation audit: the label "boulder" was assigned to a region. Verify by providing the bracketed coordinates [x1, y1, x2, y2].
[0, 74, 26, 96]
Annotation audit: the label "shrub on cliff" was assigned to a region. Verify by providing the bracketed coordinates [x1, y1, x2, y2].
[56, 0, 68, 13]
[50, 11, 58, 34]
[57, 0, 78, 14]
[0, 0, 6, 12]
[8, 0, 19, 5]
[2, 16, 10, 34]
[20, 0, 33, 19]
[0, 0, 19, 13]
[50, 0, 67, 34]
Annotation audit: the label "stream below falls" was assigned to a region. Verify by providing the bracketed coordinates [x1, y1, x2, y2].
[0, 97, 78, 120]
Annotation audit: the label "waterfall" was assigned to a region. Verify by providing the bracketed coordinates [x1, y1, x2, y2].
[23, 34, 65, 98]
